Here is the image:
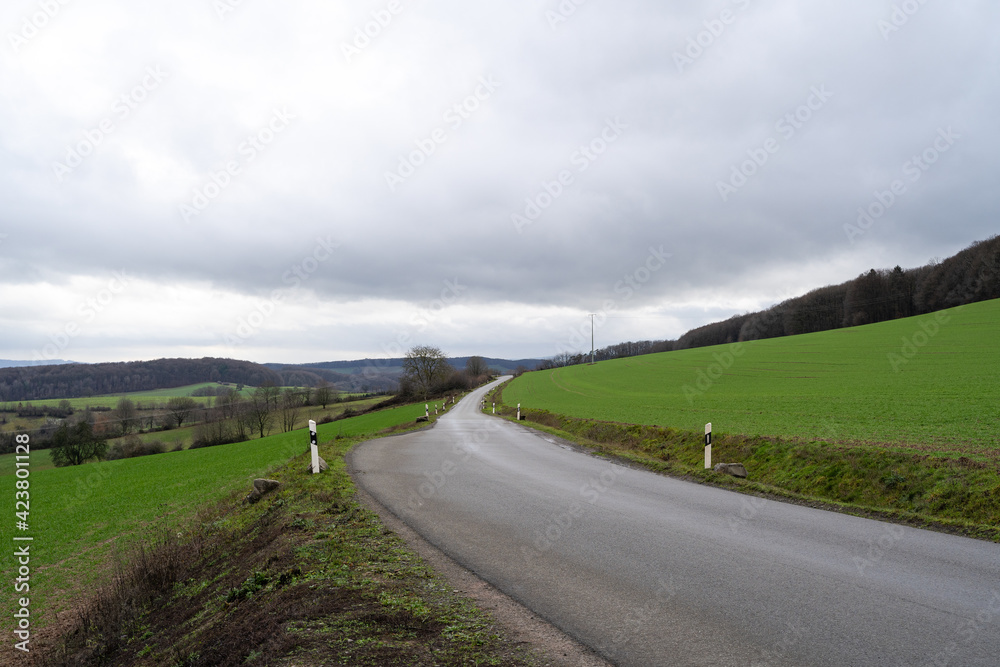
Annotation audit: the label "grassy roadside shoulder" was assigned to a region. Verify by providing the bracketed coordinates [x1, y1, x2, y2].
[486, 383, 1000, 543]
[22, 400, 540, 666]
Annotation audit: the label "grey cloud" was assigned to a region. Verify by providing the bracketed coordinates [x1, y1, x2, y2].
[1, 0, 997, 361]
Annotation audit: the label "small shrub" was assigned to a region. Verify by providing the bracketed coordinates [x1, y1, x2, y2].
[882, 472, 907, 489]
[226, 571, 270, 603]
[337, 407, 359, 420]
[106, 436, 167, 460]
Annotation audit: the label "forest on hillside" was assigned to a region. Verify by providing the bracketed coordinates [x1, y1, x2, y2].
[0, 358, 281, 403]
[544, 235, 1000, 367]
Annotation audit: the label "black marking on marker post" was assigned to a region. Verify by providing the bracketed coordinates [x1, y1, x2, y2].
[705, 422, 712, 469]
[309, 419, 320, 474]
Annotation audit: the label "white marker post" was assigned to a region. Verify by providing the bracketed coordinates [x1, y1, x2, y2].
[492, 402, 495, 414]
[425, 403, 429, 418]
[309, 419, 320, 474]
[517, 403, 521, 420]
[704, 422, 712, 469]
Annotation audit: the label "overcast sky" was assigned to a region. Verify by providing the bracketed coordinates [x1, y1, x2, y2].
[1, 0, 997, 365]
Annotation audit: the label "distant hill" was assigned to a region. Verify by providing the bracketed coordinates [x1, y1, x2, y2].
[266, 356, 543, 393]
[0, 358, 280, 402]
[271, 356, 541, 374]
[0, 359, 79, 368]
[0, 354, 545, 402]
[550, 235, 1000, 368]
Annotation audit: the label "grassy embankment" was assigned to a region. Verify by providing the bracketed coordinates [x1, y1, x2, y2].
[493, 299, 1000, 540]
[1, 398, 538, 666]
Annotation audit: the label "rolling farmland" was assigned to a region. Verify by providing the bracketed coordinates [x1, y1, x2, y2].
[0, 401, 433, 624]
[504, 299, 1000, 455]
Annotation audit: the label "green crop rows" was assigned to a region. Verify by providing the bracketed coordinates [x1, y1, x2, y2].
[504, 300, 1000, 455]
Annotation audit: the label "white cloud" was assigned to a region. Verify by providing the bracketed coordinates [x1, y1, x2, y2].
[1, 0, 998, 363]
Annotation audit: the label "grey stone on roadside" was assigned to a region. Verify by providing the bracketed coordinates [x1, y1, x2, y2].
[306, 456, 329, 474]
[247, 478, 281, 504]
[713, 463, 748, 478]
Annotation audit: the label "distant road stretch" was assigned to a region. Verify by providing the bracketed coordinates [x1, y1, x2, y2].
[349, 378, 1000, 666]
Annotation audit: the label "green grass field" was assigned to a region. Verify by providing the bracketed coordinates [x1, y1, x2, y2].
[0, 448, 54, 475]
[504, 299, 1000, 455]
[3, 382, 243, 410]
[4, 385, 379, 413]
[0, 400, 432, 625]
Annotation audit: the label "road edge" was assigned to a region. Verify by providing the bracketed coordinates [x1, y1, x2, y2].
[347, 445, 612, 667]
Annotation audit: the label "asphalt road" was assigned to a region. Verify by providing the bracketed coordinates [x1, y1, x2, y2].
[348, 378, 1000, 666]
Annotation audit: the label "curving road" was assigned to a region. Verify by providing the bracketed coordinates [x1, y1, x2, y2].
[348, 378, 1000, 666]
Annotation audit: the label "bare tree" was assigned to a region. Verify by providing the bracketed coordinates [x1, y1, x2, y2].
[314, 381, 335, 408]
[280, 389, 304, 433]
[216, 388, 242, 420]
[249, 384, 280, 438]
[113, 397, 139, 437]
[166, 396, 199, 428]
[465, 356, 489, 377]
[233, 400, 252, 442]
[50, 420, 107, 466]
[401, 345, 453, 399]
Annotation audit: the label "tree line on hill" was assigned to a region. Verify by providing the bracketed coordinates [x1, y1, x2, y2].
[538, 235, 999, 368]
[674, 235, 999, 350]
[0, 358, 281, 403]
[263, 365, 398, 394]
[537, 340, 676, 369]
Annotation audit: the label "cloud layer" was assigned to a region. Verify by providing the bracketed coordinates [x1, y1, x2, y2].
[2, 0, 997, 363]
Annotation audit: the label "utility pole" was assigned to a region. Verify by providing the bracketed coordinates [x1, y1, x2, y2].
[590, 313, 596, 365]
